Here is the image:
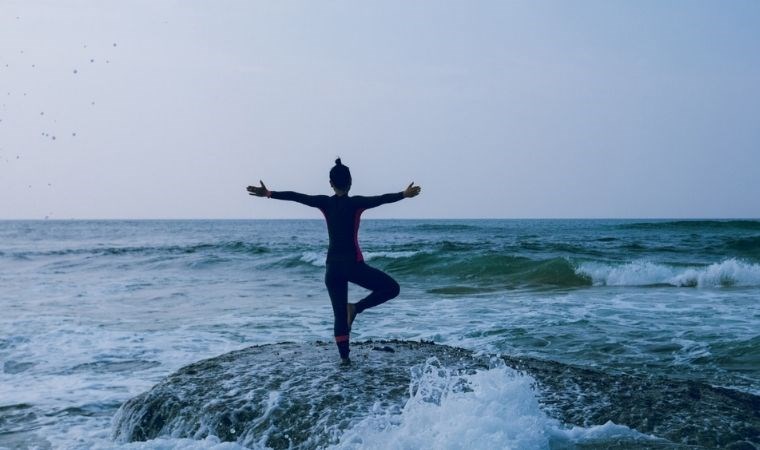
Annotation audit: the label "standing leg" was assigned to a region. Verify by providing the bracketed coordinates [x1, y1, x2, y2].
[325, 263, 350, 360]
[349, 262, 400, 315]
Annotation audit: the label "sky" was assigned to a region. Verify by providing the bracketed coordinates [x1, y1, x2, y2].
[1, 0, 759, 219]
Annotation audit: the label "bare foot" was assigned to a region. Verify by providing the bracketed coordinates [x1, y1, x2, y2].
[347, 303, 357, 331]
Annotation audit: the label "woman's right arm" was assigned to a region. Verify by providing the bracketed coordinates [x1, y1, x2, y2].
[351, 182, 422, 209]
[247, 181, 327, 209]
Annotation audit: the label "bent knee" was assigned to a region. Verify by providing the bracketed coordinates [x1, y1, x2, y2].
[387, 280, 400, 299]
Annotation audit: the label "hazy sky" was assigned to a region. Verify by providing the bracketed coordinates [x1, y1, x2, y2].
[2, 1, 759, 219]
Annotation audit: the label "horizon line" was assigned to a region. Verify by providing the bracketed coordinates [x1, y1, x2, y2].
[1, 217, 759, 221]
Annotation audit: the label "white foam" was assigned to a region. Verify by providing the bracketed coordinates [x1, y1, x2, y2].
[300, 251, 420, 267]
[332, 358, 654, 450]
[299, 251, 325, 267]
[363, 251, 420, 261]
[552, 420, 657, 443]
[93, 435, 250, 450]
[577, 258, 760, 288]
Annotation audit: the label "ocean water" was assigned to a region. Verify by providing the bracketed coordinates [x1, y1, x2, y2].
[1, 219, 759, 449]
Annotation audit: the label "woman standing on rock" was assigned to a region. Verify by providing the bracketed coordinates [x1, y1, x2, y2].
[247, 158, 421, 361]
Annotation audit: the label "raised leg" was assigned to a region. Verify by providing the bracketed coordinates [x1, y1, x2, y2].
[349, 262, 400, 315]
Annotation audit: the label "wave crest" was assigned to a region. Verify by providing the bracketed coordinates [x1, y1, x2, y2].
[337, 358, 559, 449]
[577, 258, 760, 288]
[386, 253, 591, 289]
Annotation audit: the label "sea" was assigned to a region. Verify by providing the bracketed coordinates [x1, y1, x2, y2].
[1, 219, 758, 449]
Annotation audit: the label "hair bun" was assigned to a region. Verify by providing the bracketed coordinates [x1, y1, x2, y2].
[335, 158, 342, 166]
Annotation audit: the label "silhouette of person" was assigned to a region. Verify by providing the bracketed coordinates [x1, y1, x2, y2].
[247, 158, 421, 361]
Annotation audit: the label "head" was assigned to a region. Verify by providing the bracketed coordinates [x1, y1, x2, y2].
[329, 158, 352, 194]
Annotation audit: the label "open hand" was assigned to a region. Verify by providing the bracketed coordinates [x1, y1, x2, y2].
[403, 182, 421, 198]
[247, 180, 270, 197]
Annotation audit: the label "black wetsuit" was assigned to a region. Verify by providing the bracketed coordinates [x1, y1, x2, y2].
[269, 191, 404, 358]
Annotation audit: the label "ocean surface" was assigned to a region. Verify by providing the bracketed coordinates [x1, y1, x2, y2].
[1, 219, 759, 449]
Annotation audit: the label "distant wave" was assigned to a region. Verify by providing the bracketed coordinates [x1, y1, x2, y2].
[517, 241, 607, 257]
[619, 220, 760, 231]
[413, 223, 482, 232]
[577, 258, 760, 288]
[297, 250, 425, 268]
[723, 236, 760, 256]
[4, 241, 270, 259]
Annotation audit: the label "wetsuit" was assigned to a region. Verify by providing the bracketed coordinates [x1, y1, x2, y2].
[269, 191, 404, 359]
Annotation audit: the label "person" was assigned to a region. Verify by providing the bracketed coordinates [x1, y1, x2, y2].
[247, 158, 421, 361]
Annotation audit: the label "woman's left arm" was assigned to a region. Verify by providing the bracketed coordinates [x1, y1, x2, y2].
[247, 180, 328, 209]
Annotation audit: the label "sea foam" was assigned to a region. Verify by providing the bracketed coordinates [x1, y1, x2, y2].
[94, 436, 248, 450]
[577, 258, 760, 288]
[299, 251, 422, 267]
[334, 358, 653, 450]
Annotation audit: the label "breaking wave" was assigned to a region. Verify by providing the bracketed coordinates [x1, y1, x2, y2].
[290, 252, 760, 290]
[577, 258, 760, 288]
[385, 253, 591, 288]
[335, 359, 653, 449]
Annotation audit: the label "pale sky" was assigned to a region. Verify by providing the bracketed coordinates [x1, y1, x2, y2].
[1, 0, 759, 219]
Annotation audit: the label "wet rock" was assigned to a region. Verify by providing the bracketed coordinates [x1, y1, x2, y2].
[113, 340, 760, 449]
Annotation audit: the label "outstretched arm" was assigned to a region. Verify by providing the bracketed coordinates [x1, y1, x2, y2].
[246, 181, 328, 209]
[353, 182, 422, 209]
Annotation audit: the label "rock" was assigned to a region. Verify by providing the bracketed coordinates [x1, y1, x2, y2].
[112, 340, 760, 449]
